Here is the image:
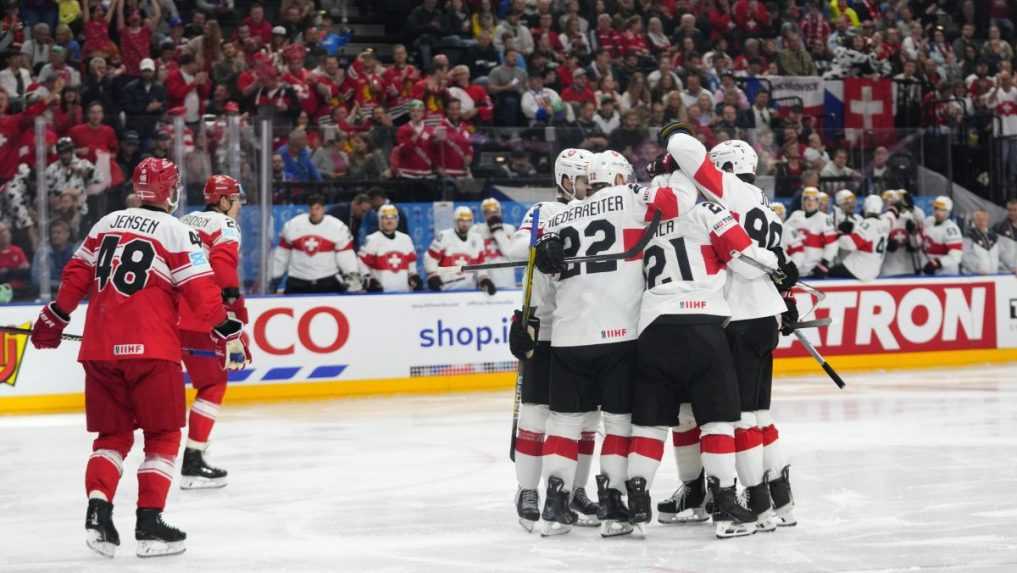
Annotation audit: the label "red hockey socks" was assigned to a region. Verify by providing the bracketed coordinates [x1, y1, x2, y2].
[137, 430, 181, 510]
[756, 410, 787, 481]
[599, 412, 631, 489]
[627, 425, 666, 488]
[86, 432, 135, 502]
[187, 383, 226, 450]
[672, 403, 703, 483]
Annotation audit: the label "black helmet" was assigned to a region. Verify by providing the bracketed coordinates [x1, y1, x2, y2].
[56, 137, 74, 153]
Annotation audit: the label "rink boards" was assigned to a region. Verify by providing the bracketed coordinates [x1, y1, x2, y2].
[2, 275, 1017, 414]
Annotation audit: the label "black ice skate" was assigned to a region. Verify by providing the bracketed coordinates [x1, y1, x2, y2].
[540, 476, 576, 537]
[179, 448, 228, 490]
[85, 498, 119, 558]
[516, 488, 540, 533]
[625, 477, 651, 538]
[707, 476, 756, 539]
[569, 487, 600, 527]
[657, 470, 710, 524]
[135, 508, 187, 557]
[745, 474, 777, 532]
[596, 474, 633, 538]
[768, 465, 797, 527]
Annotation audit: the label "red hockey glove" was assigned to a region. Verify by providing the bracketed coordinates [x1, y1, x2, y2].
[31, 303, 70, 349]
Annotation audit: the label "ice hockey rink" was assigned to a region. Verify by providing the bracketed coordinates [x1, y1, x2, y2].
[2, 364, 1017, 573]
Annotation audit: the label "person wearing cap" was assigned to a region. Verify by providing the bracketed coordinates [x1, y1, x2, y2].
[44, 137, 103, 220]
[116, 0, 160, 76]
[391, 100, 434, 179]
[123, 57, 166, 144]
[562, 67, 596, 105]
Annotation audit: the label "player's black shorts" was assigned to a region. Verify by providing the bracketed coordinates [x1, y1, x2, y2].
[285, 276, 344, 294]
[549, 341, 635, 414]
[633, 318, 740, 427]
[725, 316, 779, 412]
[521, 341, 551, 405]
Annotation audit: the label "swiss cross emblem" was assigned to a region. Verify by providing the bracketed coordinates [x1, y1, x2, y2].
[998, 101, 1017, 116]
[386, 253, 402, 270]
[304, 237, 320, 254]
[484, 239, 500, 258]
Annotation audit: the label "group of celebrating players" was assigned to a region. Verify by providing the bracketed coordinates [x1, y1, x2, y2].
[502, 122, 804, 540]
[29, 158, 252, 558]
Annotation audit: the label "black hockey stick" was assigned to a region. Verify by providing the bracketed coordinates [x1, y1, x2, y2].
[793, 330, 846, 389]
[509, 207, 542, 462]
[0, 326, 82, 342]
[458, 210, 664, 274]
[731, 252, 827, 302]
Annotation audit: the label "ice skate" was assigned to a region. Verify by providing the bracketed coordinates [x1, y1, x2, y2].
[707, 477, 756, 539]
[135, 509, 186, 557]
[657, 470, 710, 524]
[596, 474, 633, 538]
[179, 448, 228, 490]
[569, 487, 600, 526]
[745, 475, 777, 533]
[625, 477, 651, 538]
[516, 488, 540, 533]
[85, 498, 119, 558]
[769, 465, 797, 527]
[540, 476, 575, 537]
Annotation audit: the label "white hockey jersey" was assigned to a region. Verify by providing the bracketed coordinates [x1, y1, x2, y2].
[663, 132, 785, 320]
[358, 230, 419, 292]
[543, 183, 680, 347]
[880, 206, 925, 277]
[784, 209, 838, 275]
[509, 201, 568, 342]
[639, 201, 771, 333]
[471, 221, 518, 289]
[837, 214, 891, 281]
[832, 205, 863, 229]
[425, 228, 488, 291]
[272, 214, 358, 281]
[922, 217, 963, 275]
[961, 229, 1000, 275]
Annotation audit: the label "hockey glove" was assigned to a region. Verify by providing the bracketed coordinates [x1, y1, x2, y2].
[366, 277, 383, 292]
[811, 259, 830, 278]
[646, 152, 677, 178]
[657, 120, 692, 146]
[779, 297, 799, 336]
[837, 220, 854, 234]
[534, 233, 565, 275]
[211, 315, 246, 372]
[905, 219, 917, 234]
[886, 238, 899, 252]
[408, 274, 424, 291]
[427, 274, 444, 292]
[772, 260, 799, 294]
[922, 259, 941, 275]
[31, 302, 70, 349]
[222, 288, 249, 324]
[343, 272, 364, 293]
[478, 277, 497, 296]
[487, 216, 503, 232]
[509, 310, 540, 360]
[228, 332, 254, 371]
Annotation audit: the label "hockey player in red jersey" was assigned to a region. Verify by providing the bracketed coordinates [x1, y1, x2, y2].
[177, 175, 252, 489]
[29, 158, 244, 558]
[661, 129, 799, 529]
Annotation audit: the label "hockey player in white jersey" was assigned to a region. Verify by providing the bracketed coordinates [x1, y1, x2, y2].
[507, 148, 601, 531]
[470, 198, 517, 289]
[880, 189, 925, 277]
[533, 150, 680, 538]
[661, 130, 799, 530]
[271, 194, 362, 293]
[626, 186, 778, 539]
[359, 205, 423, 292]
[818, 190, 831, 214]
[425, 207, 497, 294]
[829, 195, 891, 281]
[784, 187, 838, 277]
[833, 190, 862, 229]
[771, 202, 786, 221]
[921, 196, 963, 275]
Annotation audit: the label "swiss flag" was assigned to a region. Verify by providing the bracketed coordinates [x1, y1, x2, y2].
[844, 78, 894, 147]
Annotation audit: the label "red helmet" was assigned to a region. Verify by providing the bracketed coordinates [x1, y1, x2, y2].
[133, 158, 181, 208]
[203, 175, 244, 205]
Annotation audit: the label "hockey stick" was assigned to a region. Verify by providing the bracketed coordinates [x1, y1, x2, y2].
[509, 207, 542, 462]
[793, 330, 846, 389]
[459, 210, 664, 274]
[789, 317, 831, 330]
[0, 326, 82, 342]
[731, 252, 827, 302]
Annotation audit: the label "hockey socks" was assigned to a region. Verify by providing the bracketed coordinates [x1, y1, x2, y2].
[734, 412, 765, 488]
[699, 422, 737, 488]
[86, 432, 134, 503]
[187, 383, 226, 450]
[514, 403, 548, 491]
[541, 412, 583, 493]
[137, 430, 181, 511]
[672, 403, 703, 483]
[756, 410, 788, 483]
[573, 410, 600, 491]
[627, 425, 666, 489]
[599, 412, 630, 491]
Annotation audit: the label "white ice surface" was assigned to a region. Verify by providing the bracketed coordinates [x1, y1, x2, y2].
[3, 364, 1017, 572]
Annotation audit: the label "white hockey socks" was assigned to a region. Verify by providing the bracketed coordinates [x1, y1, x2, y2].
[699, 421, 737, 488]
[573, 410, 599, 491]
[514, 403, 549, 490]
[734, 411, 765, 487]
[627, 425, 667, 488]
[542, 411, 584, 492]
[756, 410, 788, 481]
[672, 403, 703, 483]
[600, 411, 631, 490]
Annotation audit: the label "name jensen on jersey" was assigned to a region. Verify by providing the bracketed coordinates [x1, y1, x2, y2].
[546, 195, 625, 228]
[110, 213, 161, 234]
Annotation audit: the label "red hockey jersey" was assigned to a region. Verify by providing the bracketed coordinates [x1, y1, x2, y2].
[178, 209, 242, 332]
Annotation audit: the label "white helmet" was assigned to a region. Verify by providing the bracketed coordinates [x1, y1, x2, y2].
[589, 150, 633, 188]
[708, 139, 759, 176]
[454, 206, 474, 223]
[770, 202, 786, 221]
[862, 194, 883, 216]
[932, 195, 953, 213]
[480, 197, 501, 217]
[554, 148, 594, 199]
[834, 189, 855, 207]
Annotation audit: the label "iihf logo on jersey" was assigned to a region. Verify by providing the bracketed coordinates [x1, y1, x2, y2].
[600, 328, 628, 339]
[0, 321, 30, 387]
